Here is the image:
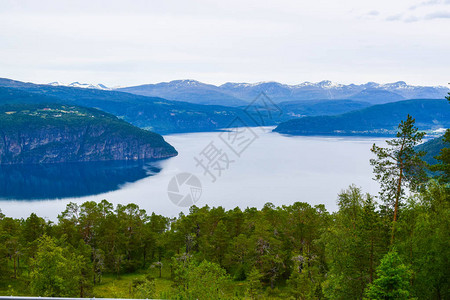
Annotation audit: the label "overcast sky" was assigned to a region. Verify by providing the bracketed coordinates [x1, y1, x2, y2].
[0, 0, 449, 87]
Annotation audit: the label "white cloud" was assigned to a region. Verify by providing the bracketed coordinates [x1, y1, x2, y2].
[425, 11, 450, 19]
[404, 15, 420, 22]
[410, 0, 450, 10]
[374, 0, 450, 23]
[386, 14, 403, 21]
[366, 10, 380, 16]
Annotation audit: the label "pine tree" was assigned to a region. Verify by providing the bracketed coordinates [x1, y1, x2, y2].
[370, 114, 427, 242]
[322, 186, 387, 299]
[246, 267, 263, 299]
[287, 256, 315, 300]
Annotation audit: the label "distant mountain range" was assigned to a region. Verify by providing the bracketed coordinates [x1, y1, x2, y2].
[1, 77, 448, 137]
[0, 78, 267, 134]
[117, 80, 450, 106]
[44, 79, 450, 108]
[1, 78, 384, 134]
[273, 99, 450, 136]
[118, 80, 248, 106]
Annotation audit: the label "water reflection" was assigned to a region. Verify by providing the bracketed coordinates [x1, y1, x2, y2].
[0, 160, 162, 200]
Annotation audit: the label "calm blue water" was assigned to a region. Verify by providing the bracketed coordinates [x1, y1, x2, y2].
[0, 160, 162, 200]
[0, 128, 385, 220]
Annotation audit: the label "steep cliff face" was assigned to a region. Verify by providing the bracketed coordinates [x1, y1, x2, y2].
[0, 104, 178, 164]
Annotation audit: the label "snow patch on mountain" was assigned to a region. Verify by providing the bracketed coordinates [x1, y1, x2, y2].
[47, 82, 111, 90]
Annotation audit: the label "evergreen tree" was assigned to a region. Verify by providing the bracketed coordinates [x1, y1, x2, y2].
[322, 186, 387, 300]
[246, 267, 264, 299]
[1, 217, 21, 280]
[21, 213, 47, 261]
[287, 256, 315, 300]
[370, 114, 427, 242]
[365, 250, 411, 300]
[398, 181, 450, 299]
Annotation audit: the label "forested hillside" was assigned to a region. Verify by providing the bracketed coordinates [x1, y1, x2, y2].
[0, 184, 448, 299]
[1, 115, 449, 299]
[416, 134, 447, 165]
[0, 103, 177, 164]
[274, 99, 450, 136]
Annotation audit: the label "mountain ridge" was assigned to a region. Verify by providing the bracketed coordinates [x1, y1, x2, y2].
[117, 79, 450, 106]
[0, 78, 269, 134]
[1, 77, 448, 136]
[0, 78, 379, 134]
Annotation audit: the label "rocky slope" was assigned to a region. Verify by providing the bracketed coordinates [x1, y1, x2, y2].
[0, 103, 177, 164]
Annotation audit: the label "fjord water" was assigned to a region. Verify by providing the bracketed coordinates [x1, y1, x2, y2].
[0, 160, 162, 199]
[0, 128, 385, 220]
